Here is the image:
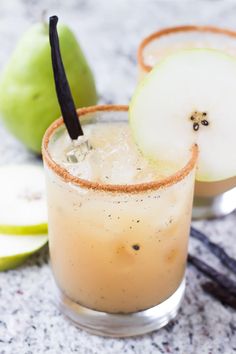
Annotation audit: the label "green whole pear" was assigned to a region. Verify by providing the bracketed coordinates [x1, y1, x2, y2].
[0, 23, 97, 153]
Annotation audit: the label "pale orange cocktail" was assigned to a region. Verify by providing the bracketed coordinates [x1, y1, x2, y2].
[42, 105, 197, 336]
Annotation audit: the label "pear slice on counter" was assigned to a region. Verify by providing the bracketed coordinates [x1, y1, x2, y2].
[0, 233, 48, 271]
[0, 164, 47, 234]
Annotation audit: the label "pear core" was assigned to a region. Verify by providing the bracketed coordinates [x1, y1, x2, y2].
[189, 111, 209, 131]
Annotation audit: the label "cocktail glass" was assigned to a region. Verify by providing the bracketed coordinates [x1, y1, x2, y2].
[42, 105, 197, 337]
[137, 25, 236, 219]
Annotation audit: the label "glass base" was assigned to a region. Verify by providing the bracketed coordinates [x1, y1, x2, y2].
[193, 188, 236, 220]
[54, 279, 185, 337]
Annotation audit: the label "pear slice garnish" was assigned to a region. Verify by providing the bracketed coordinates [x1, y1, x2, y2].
[130, 49, 236, 182]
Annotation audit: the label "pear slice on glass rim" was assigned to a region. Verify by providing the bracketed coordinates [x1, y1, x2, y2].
[0, 164, 47, 234]
[0, 233, 48, 271]
[129, 49, 236, 182]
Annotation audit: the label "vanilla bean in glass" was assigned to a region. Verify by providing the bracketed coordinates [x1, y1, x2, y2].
[49, 15, 90, 163]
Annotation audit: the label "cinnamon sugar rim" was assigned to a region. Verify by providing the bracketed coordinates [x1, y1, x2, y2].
[42, 104, 198, 193]
[138, 25, 236, 72]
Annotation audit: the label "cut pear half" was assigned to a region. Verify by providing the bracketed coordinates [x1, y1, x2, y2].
[0, 234, 48, 271]
[0, 164, 47, 234]
[130, 49, 236, 182]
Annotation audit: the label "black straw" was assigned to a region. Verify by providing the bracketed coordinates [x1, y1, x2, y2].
[49, 15, 83, 140]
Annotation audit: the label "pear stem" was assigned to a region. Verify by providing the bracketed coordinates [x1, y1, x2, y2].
[49, 15, 83, 140]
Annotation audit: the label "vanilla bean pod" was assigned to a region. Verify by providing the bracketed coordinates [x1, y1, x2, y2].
[188, 254, 236, 297]
[190, 227, 236, 274]
[202, 281, 236, 310]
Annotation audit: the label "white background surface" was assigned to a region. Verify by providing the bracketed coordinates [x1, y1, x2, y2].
[0, 1, 236, 353]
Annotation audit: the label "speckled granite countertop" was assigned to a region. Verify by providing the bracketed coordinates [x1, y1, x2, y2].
[0, 1, 236, 353]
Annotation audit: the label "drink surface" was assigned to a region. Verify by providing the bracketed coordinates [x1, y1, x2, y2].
[50, 121, 181, 184]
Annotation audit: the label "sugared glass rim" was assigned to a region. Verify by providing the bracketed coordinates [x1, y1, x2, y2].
[42, 105, 198, 193]
[138, 25, 236, 73]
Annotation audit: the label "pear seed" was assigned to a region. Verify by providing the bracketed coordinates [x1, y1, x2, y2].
[201, 120, 209, 126]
